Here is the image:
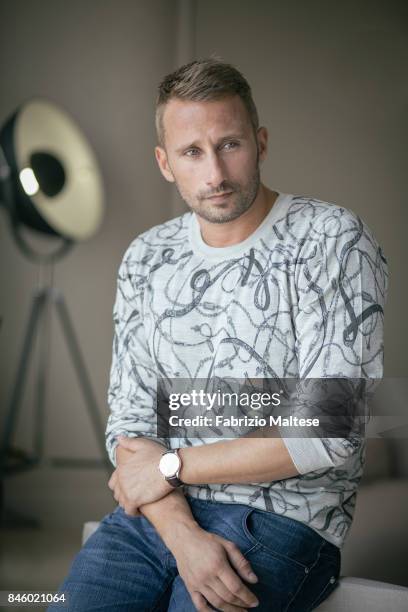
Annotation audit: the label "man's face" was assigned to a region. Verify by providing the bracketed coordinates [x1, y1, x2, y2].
[155, 95, 267, 224]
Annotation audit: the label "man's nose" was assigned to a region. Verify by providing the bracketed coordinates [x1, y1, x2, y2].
[205, 152, 226, 188]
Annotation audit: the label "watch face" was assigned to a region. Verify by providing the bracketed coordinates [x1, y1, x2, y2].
[159, 453, 180, 477]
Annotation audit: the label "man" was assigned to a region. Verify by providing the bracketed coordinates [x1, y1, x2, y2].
[49, 59, 388, 611]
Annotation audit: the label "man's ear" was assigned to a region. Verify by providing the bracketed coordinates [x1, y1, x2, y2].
[155, 146, 175, 183]
[256, 127, 268, 163]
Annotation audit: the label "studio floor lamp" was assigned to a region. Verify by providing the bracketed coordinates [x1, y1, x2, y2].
[0, 98, 110, 528]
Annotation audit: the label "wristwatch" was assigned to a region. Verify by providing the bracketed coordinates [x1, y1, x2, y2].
[158, 448, 184, 488]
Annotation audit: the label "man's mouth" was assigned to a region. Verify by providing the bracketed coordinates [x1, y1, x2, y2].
[207, 191, 234, 200]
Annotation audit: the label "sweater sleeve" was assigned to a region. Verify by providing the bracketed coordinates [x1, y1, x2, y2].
[105, 240, 170, 468]
[282, 207, 389, 474]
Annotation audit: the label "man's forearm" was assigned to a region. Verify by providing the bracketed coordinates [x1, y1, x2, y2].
[115, 445, 199, 548]
[178, 428, 299, 485]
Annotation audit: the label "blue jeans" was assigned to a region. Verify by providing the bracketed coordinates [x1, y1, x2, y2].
[47, 495, 340, 611]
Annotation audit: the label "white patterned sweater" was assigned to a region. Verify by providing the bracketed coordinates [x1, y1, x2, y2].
[105, 192, 388, 548]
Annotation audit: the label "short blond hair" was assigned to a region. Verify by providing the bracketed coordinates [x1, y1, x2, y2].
[155, 58, 259, 146]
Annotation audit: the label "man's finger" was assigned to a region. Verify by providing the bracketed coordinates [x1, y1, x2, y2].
[218, 568, 258, 610]
[211, 577, 253, 609]
[123, 502, 142, 517]
[113, 483, 121, 503]
[117, 436, 135, 448]
[108, 471, 117, 490]
[224, 541, 258, 584]
[217, 546, 258, 609]
[200, 584, 248, 611]
[190, 591, 212, 611]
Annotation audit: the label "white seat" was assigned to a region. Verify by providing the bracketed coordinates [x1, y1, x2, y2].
[315, 576, 408, 611]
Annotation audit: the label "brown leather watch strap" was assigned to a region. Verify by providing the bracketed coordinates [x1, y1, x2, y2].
[166, 474, 184, 487]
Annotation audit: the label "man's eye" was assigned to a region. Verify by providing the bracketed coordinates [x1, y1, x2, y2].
[185, 148, 200, 157]
[222, 141, 239, 151]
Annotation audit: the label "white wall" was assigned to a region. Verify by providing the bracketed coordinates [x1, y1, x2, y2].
[0, 0, 176, 466]
[0, 0, 406, 523]
[195, 0, 407, 377]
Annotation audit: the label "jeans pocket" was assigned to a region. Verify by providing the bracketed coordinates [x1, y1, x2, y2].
[238, 507, 263, 555]
[241, 508, 323, 572]
[203, 503, 263, 556]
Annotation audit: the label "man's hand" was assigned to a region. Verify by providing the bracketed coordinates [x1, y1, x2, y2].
[108, 436, 260, 610]
[107, 436, 173, 516]
[163, 521, 259, 611]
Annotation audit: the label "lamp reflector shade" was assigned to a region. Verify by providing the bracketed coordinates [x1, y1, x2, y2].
[1, 98, 104, 240]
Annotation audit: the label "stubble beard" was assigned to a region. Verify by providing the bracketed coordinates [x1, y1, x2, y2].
[176, 162, 261, 224]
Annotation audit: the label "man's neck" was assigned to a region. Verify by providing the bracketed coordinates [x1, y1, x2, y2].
[197, 184, 278, 248]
